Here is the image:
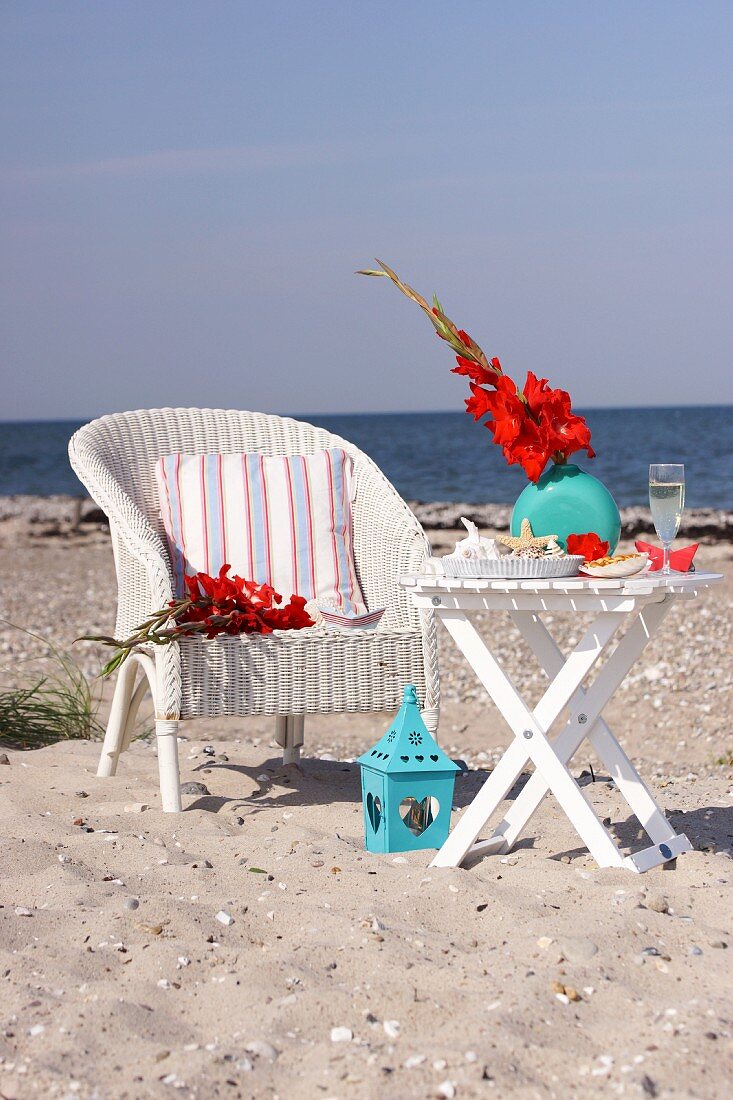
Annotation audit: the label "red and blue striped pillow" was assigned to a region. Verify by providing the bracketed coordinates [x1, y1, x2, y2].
[155, 449, 367, 615]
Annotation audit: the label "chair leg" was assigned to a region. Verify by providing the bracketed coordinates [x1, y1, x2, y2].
[120, 676, 152, 753]
[156, 719, 182, 813]
[275, 715, 305, 766]
[97, 658, 138, 777]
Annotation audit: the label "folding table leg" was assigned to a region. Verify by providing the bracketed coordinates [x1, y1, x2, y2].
[430, 609, 622, 868]
[588, 723, 678, 846]
[518, 724, 626, 868]
[491, 601, 675, 852]
[430, 734, 533, 868]
[513, 602, 678, 847]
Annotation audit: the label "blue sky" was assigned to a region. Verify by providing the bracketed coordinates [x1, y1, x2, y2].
[1, 1, 731, 418]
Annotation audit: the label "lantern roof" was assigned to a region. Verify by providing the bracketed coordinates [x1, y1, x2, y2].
[357, 685, 460, 775]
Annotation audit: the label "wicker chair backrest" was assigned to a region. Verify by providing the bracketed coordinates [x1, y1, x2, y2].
[70, 407, 428, 627]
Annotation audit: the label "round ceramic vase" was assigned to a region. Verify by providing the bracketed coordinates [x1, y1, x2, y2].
[510, 463, 621, 553]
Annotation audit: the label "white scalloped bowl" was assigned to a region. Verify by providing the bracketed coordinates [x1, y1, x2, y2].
[442, 555, 585, 579]
[580, 553, 650, 579]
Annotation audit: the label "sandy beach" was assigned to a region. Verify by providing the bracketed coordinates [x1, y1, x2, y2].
[0, 499, 731, 1099]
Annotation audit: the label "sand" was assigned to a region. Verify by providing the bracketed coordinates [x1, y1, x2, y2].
[0, 506, 731, 1099]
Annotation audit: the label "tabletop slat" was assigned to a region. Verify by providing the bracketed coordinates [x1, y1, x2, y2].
[401, 570, 723, 597]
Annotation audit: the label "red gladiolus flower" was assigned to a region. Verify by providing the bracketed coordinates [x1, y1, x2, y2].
[435, 303, 594, 482]
[503, 421, 552, 483]
[176, 564, 314, 638]
[538, 388, 595, 462]
[475, 375, 522, 423]
[90, 564, 315, 677]
[465, 383, 496, 422]
[452, 354, 503, 386]
[357, 261, 596, 482]
[518, 372, 595, 467]
[567, 532, 610, 562]
[521, 370, 553, 415]
[453, 357, 501, 386]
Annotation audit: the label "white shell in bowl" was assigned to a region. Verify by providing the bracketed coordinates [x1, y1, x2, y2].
[446, 517, 510, 563]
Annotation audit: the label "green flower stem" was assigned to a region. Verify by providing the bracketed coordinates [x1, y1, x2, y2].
[86, 597, 278, 677]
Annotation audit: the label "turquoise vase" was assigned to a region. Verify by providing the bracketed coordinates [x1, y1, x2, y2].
[511, 463, 621, 552]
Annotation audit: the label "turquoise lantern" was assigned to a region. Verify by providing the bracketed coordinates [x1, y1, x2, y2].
[357, 685, 459, 854]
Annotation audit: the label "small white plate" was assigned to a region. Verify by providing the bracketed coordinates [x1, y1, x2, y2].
[580, 553, 650, 579]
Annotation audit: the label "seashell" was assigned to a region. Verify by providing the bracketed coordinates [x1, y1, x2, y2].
[447, 517, 510, 562]
[512, 545, 545, 559]
[544, 537, 565, 558]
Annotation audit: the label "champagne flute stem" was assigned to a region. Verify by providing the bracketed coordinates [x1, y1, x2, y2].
[662, 544, 671, 575]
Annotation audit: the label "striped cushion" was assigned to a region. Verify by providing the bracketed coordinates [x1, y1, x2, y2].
[155, 449, 366, 614]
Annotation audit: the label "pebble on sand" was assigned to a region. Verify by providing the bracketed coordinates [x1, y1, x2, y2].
[558, 937, 599, 963]
[215, 911, 235, 926]
[180, 781, 211, 796]
[645, 893, 669, 914]
[552, 981, 582, 1002]
[244, 1040, 279, 1061]
[330, 1027, 353, 1043]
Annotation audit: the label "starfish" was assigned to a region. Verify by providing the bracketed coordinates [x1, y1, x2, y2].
[497, 518, 558, 552]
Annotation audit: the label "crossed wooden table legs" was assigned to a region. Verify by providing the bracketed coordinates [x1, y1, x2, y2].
[429, 598, 691, 873]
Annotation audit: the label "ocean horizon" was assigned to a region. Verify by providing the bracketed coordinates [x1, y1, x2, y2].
[0, 405, 730, 509]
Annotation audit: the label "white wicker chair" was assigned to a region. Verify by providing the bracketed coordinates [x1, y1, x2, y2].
[69, 408, 440, 811]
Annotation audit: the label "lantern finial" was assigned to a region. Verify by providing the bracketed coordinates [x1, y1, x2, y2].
[403, 684, 419, 705]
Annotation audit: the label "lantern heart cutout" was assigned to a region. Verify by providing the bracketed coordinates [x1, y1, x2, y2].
[366, 792, 382, 833]
[399, 795, 439, 837]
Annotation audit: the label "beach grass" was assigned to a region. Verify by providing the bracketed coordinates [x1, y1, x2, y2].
[0, 623, 105, 749]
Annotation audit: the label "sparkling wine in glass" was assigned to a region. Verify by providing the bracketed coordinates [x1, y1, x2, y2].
[649, 464, 685, 574]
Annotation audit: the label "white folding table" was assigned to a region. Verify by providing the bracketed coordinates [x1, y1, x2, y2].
[401, 570, 723, 872]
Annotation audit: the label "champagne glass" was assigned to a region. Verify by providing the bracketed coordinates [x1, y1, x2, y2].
[649, 464, 685, 574]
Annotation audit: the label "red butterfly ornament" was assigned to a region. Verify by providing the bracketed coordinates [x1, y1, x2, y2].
[634, 541, 699, 573]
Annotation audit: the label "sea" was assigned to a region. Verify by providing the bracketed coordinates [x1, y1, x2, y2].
[0, 406, 730, 509]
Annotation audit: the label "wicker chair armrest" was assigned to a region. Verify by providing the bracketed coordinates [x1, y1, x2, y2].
[352, 476, 431, 625]
[69, 437, 174, 608]
[353, 488, 439, 717]
[367, 493, 431, 569]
